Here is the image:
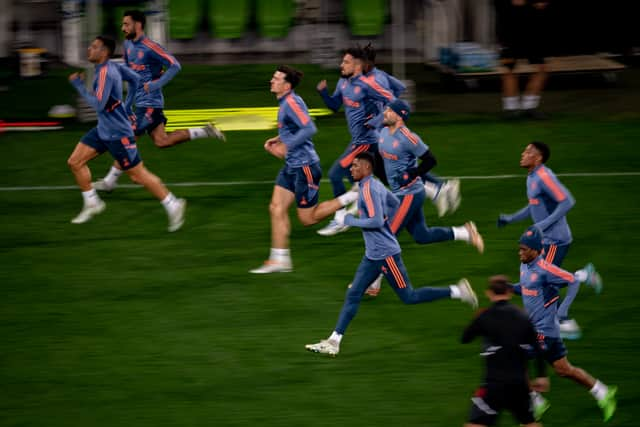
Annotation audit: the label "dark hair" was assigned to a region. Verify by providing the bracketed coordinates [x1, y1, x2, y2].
[276, 65, 304, 89]
[344, 45, 366, 61]
[354, 151, 375, 169]
[530, 141, 550, 163]
[124, 9, 146, 28]
[95, 36, 116, 57]
[363, 42, 376, 64]
[488, 275, 512, 295]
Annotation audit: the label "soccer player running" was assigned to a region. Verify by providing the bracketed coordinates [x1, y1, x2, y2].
[67, 36, 186, 231]
[362, 99, 484, 297]
[512, 226, 616, 422]
[93, 9, 224, 192]
[462, 275, 548, 427]
[362, 43, 461, 218]
[315, 46, 395, 236]
[305, 152, 478, 356]
[250, 66, 358, 274]
[497, 141, 602, 339]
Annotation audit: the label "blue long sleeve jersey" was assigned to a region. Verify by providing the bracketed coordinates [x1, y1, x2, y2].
[364, 67, 406, 130]
[378, 126, 428, 195]
[277, 91, 319, 168]
[513, 255, 579, 338]
[344, 175, 401, 260]
[123, 35, 181, 108]
[318, 73, 395, 145]
[71, 61, 141, 140]
[507, 164, 575, 245]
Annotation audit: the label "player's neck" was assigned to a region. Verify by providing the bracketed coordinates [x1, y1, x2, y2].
[134, 32, 145, 42]
[388, 122, 403, 134]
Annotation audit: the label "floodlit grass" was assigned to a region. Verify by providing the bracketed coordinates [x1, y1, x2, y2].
[1, 64, 639, 426]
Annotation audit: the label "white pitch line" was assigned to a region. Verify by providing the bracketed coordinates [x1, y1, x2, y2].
[0, 172, 639, 192]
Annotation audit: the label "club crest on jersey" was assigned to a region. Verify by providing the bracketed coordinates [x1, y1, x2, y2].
[392, 140, 399, 148]
[354, 86, 361, 94]
[138, 51, 144, 59]
[530, 273, 538, 281]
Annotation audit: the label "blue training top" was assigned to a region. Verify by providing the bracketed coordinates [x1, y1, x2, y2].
[123, 35, 181, 108]
[318, 73, 394, 146]
[344, 175, 401, 260]
[70, 61, 141, 140]
[277, 91, 320, 168]
[378, 126, 428, 195]
[506, 164, 575, 246]
[513, 255, 579, 338]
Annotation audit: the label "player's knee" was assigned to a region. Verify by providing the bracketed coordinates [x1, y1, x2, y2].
[269, 201, 286, 218]
[67, 155, 82, 171]
[398, 292, 418, 305]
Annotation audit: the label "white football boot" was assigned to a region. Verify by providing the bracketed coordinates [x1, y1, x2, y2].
[71, 200, 106, 224]
[167, 198, 187, 232]
[305, 339, 339, 356]
[204, 122, 226, 141]
[464, 221, 485, 254]
[92, 179, 116, 192]
[249, 259, 293, 274]
[457, 278, 478, 309]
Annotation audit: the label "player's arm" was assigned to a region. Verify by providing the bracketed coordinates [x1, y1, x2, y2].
[69, 69, 114, 112]
[535, 175, 575, 232]
[461, 312, 485, 343]
[317, 79, 343, 112]
[344, 184, 386, 229]
[383, 71, 406, 97]
[145, 41, 181, 92]
[511, 281, 523, 295]
[282, 99, 317, 151]
[118, 63, 141, 116]
[405, 136, 436, 180]
[526, 320, 548, 382]
[497, 205, 531, 227]
[540, 262, 579, 318]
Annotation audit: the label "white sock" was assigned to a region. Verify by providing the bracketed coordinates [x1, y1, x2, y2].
[450, 285, 461, 299]
[530, 391, 546, 406]
[103, 166, 123, 186]
[522, 94, 541, 110]
[424, 181, 440, 200]
[81, 189, 100, 205]
[329, 331, 343, 344]
[503, 96, 520, 111]
[590, 380, 609, 401]
[161, 192, 179, 214]
[452, 226, 470, 242]
[337, 192, 357, 207]
[333, 207, 346, 220]
[188, 127, 208, 140]
[270, 248, 290, 263]
[574, 269, 588, 282]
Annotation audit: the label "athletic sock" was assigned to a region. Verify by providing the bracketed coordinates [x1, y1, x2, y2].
[530, 391, 546, 406]
[452, 225, 471, 242]
[161, 192, 179, 214]
[522, 95, 541, 110]
[81, 188, 100, 206]
[502, 96, 520, 111]
[270, 248, 290, 263]
[590, 380, 609, 401]
[574, 269, 588, 282]
[450, 285, 461, 299]
[329, 331, 343, 344]
[103, 166, 123, 186]
[188, 127, 208, 140]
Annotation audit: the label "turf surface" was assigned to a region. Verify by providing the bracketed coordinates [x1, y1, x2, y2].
[1, 63, 639, 426]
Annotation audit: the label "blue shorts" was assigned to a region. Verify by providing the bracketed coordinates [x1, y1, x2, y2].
[534, 334, 568, 364]
[80, 128, 141, 170]
[542, 243, 570, 267]
[275, 162, 322, 208]
[133, 107, 167, 136]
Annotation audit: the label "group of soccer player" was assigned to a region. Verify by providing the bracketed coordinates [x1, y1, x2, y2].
[67, 9, 616, 425]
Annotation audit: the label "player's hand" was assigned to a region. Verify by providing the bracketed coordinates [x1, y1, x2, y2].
[317, 80, 327, 91]
[264, 136, 280, 148]
[497, 214, 509, 228]
[511, 0, 525, 6]
[530, 377, 550, 392]
[143, 82, 150, 93]
[68, 72, 84, 82]
[532, 1, 549, 9]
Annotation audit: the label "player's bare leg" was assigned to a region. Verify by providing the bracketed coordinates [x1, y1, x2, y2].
[125, 162, 186, 232]
[67, 143, 105, 223]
